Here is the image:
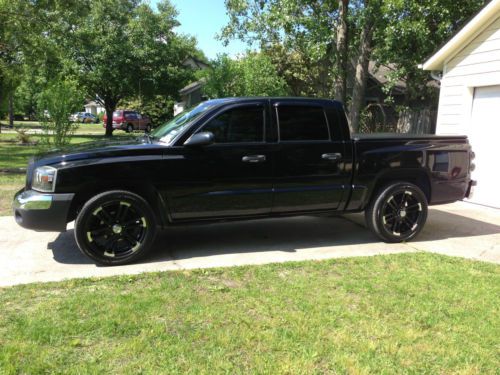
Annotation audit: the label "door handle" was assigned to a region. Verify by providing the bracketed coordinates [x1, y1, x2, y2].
[242, 155, 266, 163]
[322, 153, 342, 161]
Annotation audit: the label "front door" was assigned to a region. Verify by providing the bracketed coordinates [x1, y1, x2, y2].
[271, 102, 351, 213]
[167, 102, 274, 220]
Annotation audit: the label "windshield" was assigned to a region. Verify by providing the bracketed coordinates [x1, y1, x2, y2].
[151, 101, 217, 144]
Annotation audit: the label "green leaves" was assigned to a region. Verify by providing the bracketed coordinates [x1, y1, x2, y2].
[221, 0, 487, 119]
[200, 53, 289, 98]
[374, 0, 486, 105]
[1, 0, 201, 135]
[37, 79, 84, 147]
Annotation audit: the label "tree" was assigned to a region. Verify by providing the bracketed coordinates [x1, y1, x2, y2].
[0, 0, 24, 129]
[221, 0, 380, 131]
[222, 0, 486, 132]
[350, 0, 382, 132]
[61, 0, 197, 136]
[374, 0, 486, 106]
[334, 0, 349, 104]
[0, 0, 84, 128]
[200, 52, 288, 98]
[221, 0, 342, 98]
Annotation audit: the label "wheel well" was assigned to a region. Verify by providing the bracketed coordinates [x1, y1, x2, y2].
[369, 170, 431, 206]
[67, 182, 168, 227]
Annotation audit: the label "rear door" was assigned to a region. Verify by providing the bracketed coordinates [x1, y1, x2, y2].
[271, 101, 351, 213]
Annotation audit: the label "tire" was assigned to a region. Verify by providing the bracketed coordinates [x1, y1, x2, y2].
[75, 190, 157, 265]
[126, 124, 133, 133]
[365, 182, 428, 243]
[145, 124, 151, 133]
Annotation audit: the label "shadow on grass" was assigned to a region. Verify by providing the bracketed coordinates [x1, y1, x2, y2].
[47, 208, 500, 265]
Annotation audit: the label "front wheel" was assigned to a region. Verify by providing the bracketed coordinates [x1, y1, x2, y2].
[365, 182, 428, 243]
[126, 124, 133, 133]
[75, 190, 157, 265]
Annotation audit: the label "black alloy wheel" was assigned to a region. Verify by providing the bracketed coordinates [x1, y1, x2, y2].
[75, 190, 157, 265]
[366, 182, 428, 243]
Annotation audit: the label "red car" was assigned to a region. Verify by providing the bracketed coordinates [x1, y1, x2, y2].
[103, 110, 152, 133]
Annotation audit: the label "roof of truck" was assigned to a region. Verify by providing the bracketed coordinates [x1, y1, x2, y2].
[204, 97, 343, 107]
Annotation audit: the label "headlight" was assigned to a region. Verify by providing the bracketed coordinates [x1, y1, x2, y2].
[32, 166, 58, 192]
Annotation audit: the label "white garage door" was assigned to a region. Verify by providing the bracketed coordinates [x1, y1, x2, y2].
[468, 85, 500, 208]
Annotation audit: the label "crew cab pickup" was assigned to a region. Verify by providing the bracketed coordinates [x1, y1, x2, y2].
[13, 98, 475, 265]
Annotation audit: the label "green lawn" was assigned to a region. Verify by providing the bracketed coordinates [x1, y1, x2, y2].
[2, 121, 105, 133]
[0, 253, 498, 374]
[0, 173, 24, 215]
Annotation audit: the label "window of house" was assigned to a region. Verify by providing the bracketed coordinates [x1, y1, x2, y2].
[277, 106, 329, 141]
[202, 106, 264, 143]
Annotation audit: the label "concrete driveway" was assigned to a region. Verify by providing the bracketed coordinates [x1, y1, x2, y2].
[1, 201, 499, 287]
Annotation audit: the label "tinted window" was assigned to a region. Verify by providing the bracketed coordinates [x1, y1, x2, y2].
[202, 106, 264, 143]
[278, 106, 329, 141]
[153, 101, 219, 144]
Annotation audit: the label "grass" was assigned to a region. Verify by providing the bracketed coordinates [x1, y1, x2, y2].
[1, 120, 105, 134]
[0, 253, 498, 374]
[0, 174, 25, 216]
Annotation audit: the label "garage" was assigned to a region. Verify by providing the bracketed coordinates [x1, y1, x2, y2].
[421, 0, 500, 209]
[469, 86, 500, 208]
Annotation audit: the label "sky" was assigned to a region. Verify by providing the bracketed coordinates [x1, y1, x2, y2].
[151, 0, 250, 60]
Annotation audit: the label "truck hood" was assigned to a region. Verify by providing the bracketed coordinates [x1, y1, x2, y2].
[32, 137, 164, 166]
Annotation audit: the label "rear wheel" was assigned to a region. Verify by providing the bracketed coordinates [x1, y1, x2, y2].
[145, 124, 151, 133]
[126, 123, 133, 133]
[365, 182, 428, 242]
[75, 190, 157, 265]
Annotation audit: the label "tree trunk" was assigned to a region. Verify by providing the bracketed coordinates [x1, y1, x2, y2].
[8, 92, 14, 128]
[334, 0, 349, 104]
[349, 4, 376, 133]
[104, 103, 116, 137]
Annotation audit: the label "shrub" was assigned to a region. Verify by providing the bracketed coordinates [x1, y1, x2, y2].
[14, 128, 32, 144]
[37, 79, 84, 147]
[97, 112, 105, 123]
[119, 96, 175, 127]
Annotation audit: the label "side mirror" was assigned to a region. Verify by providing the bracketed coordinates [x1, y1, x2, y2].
[183, 131, 215, 147]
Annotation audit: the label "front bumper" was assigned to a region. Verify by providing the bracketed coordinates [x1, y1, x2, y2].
[465, 180, 477, 199]
[13, 189, 75, 232]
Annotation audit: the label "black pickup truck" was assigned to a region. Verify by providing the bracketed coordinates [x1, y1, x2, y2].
[13, 97, 475, 265]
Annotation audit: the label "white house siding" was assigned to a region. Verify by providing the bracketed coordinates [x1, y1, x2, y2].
[434, 15, 500, 208]
[436, 15, 500, 135]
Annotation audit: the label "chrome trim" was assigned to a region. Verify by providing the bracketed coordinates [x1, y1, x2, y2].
[13, 190, 53, 210]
